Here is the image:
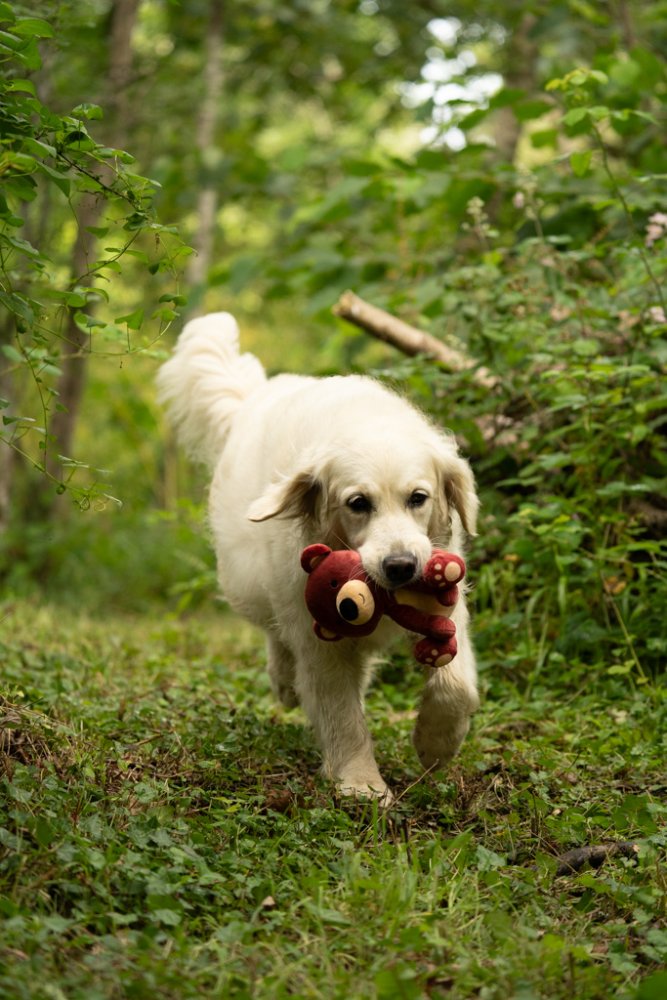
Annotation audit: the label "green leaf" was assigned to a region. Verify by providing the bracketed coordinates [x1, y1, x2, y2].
[32, 817, 56, 847]
[1, 344, 23, 364]
[636, 972, 667, 1000]
[71, 103, 104, 120]
[572, 337, 600, 356]
[115, 308, 144, 330]
[22, 136, 57, 158]
[13, 17, 54, 38]
[0, 28, 23, 51]
[609, 58, 641, 88]
[570, 150, 592, 177]
[568, 0, 609, 25]
[514, 99, 552, 121]
[6, 78, 36, 95]
[152, 306, 177, 323]
[607, 662, 634, 676]
[562, 108, 589, 127]
[531, 128, 558, 149]
[37, 161, 71, 196]
[588, 105, 611, 121]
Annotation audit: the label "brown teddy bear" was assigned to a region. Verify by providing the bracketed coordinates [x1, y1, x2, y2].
[301, 544, 465, 668]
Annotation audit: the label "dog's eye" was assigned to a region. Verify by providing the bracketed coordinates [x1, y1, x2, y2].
[347, 494, 372, 514]
[408, 490, 429, 509]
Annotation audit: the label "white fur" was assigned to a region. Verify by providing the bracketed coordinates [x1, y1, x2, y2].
[158, 312, 480, 802]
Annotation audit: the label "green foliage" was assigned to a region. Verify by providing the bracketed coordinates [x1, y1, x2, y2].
[0, 3, 188, 509]
[0, 10, 666, 996]
[0, 604, 665, 998]
[254, 30, 667, 680]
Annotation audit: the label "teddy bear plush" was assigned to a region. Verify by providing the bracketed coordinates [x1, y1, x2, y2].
[300, 544, 465, 668]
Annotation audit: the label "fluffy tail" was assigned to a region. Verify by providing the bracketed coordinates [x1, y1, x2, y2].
[156, 312, 266, 467]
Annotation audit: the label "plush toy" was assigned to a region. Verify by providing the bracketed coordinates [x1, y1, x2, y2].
[300, 544, 465, 668]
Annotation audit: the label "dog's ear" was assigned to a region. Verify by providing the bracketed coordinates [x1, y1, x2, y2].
[247, 471, 322, 523]
[435, 448, 479, 537]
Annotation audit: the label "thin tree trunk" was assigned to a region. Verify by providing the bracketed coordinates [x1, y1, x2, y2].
[42, 0, 140, 510]
[185, 0, 225, 307]
[0, 366, 16, 532]
[492, 13, 538, 164]
[162, 0, 224, 510]
[616, 0, 636, 49]
[485, 13, 538, 224]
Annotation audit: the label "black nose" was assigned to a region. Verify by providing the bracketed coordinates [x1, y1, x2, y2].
[382, 553, 418, 587]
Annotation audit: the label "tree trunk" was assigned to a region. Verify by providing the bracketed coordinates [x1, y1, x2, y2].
[492, 13, 538, 164]
[0, 367, 16, 533]
[484, 13, 538, 224]
[185, 0, 225, 313]
[41, 0, 140, 512]
[616, 0, 636, 49]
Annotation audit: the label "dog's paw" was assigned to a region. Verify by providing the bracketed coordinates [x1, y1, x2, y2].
[412, 713, 471, 772]
[336, 780, 395, 808]
[333, 762, 394, 806]
[275, 683, 299, 709]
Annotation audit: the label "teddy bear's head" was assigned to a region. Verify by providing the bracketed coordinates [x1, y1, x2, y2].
[301, 544, 383, 641]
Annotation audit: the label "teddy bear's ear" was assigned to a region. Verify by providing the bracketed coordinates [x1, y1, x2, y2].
[300, 544, 332, 573]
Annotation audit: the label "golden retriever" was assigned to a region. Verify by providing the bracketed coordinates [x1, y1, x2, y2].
[157, 312, 479, 802]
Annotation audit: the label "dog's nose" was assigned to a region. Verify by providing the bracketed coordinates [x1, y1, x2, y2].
[382, 553, 418, 587]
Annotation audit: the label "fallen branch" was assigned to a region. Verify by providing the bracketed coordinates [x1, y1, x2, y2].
[333, 290, 498, 389]
[555, 841, 639, 876]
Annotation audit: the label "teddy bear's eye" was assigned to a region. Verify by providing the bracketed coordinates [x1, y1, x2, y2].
[347, 494, 372, 514]
[330, 579, 338, 588]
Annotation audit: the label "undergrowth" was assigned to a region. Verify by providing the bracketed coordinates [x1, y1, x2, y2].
[0, 600, 665, 1000]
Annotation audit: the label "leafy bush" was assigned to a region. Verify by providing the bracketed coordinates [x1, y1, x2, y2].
[0, 4, 187, 510]
[265, 53, 667, 679]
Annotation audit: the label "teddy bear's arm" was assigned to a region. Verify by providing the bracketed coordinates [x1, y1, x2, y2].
[388, 602, 456, 641]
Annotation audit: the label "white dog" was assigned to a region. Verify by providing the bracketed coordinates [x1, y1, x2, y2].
[157, 312, 479, 802]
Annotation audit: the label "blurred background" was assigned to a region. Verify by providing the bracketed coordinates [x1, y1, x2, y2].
[1, 0, 666, 681]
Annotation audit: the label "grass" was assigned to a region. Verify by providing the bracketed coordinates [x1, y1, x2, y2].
[0, 597, 665, 1000]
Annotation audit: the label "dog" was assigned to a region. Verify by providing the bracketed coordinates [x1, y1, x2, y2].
[157, 312, 479, 802]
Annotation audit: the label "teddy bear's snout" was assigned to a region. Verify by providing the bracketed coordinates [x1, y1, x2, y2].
[336, 581, 376, 625]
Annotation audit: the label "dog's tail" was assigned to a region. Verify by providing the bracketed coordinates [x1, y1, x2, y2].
[156, 312, 266, 467]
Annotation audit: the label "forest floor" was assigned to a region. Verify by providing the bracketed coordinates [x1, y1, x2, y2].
[0, 598, 665, 1000]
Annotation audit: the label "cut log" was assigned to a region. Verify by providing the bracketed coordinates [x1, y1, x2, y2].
[333, 290, 498, 389]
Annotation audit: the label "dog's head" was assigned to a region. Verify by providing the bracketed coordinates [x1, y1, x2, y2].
[247, 417, 477, 590]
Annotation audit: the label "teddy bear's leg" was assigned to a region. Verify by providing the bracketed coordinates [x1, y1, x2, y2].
[292, 637, 393, 804]
[412, 617, 479, 771]
[266, 633, 299, 709]
[414, 634, 458, 669]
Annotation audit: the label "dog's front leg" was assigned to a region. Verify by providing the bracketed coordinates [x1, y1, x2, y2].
[412, 629, 479, 772]
[266, 632, 299, 708]
[293, 639, 392, 803]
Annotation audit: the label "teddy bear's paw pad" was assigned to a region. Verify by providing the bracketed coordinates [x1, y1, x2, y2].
[423, 554, 465, 588]
[414, 637, 457, 668]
